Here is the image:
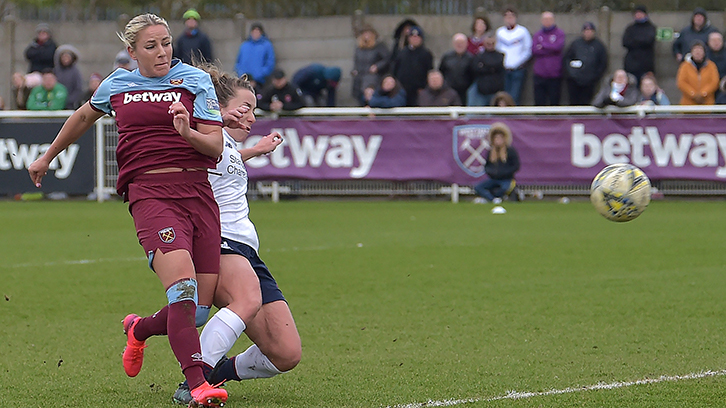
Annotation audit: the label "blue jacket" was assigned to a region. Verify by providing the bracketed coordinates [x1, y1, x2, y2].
[368, 88, 407, 108]
[235, 35, 275, 85]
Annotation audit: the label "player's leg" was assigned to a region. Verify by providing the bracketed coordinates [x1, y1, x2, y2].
[240, 300, 302, 375]
[200, 253, 262, 367]
[210, 254, 301, 383]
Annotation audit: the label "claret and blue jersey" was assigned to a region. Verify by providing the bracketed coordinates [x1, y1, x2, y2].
[90, 59, 223, 195]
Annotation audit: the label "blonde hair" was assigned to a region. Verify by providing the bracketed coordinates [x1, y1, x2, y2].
[117, 13, 171, 49]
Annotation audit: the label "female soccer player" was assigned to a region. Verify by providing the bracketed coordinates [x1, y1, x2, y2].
[28, 13, 227, 407]
[173, 64, 301, 404]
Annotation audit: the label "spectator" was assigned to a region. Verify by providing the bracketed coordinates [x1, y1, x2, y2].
[352, 25, 389, 105]
[392, 25, 433, 106]
[173, 8, 213, 65]
[707, 32, 726, 79]
[439, 33, 474, 105]
[673, 8, 718, 62]
[531, 11, 565, 106]
[257, 69, 304, 112]
[26, 69, 67, 111]
[468, 33, 505, 106]
[361, 85, 377, 107]
[11, 71, 40, 110]
[388, 18, 419, 74]
[113, 49, 137, 71]
[78, 72, 103, 108]
[25, 23, 57, 73]
[716, 77, 726, 104]
[473, 122, 521, 204]
[592, 69, 640, 108]
[495, 6, 532, 105]
[417, 70, 461, 106]
[564, 22, 608, 106]
[53, 45, 83, 109]
[622, 5, 656, 86]
[492, 91, 516, 107]
[638, 73, 670, 106]
[467, 14, 492, 55]
[235, 23, 275, 86]
[368, 74, 406, 108]
[292, 64, 341, 107]
[676, 40, 719, 105]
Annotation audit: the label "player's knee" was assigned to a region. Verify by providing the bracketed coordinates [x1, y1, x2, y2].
[195, 305, 211, 327]
[269, 344, 301, 372]
[166, 278, 198, 305]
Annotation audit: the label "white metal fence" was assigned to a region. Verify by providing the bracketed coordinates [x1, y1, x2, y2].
[91, 105, 726, 202]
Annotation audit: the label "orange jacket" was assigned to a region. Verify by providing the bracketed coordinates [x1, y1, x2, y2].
[676, 58, 720, 105]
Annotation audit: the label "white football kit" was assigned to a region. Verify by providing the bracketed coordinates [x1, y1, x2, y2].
[209, 130, 260, 252]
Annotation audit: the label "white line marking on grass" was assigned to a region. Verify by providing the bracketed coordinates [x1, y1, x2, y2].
[3, 256, 146, 269]
[389, 369, 726, 407]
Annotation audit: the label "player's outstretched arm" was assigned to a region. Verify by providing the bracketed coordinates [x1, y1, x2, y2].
[28, 102, 104, 187]
[240, 132, 282, 161]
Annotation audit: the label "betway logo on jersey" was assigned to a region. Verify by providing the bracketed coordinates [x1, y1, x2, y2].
[244, 128, 382, 178]
[572, 124, 726, 178]
[123, 91, 181, 104]
[0, 138, 79, 178]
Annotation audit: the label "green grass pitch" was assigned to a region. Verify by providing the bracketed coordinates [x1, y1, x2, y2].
[1, 198, 726, 407]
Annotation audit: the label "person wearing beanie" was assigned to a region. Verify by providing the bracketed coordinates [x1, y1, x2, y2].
[676, 40, 719, 105]
[391, 25, 433, 106]
[495, 6, 532, 105]
[673, 7, 718, 62]
[531, 11, 565, 106]
[292, 63, 342, 107]
[235, 22, 276, 86]
[174, 8, 213, 64]
[24, 23, 57, 73]
[563, 22, 608, 105]
[622, 5, 656, 86]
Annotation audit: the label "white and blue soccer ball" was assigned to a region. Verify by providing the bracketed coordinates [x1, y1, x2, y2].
[590, 163, 651, 222]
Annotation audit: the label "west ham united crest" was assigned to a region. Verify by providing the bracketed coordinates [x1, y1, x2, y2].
[158, 227, 176, 243]
[170, 78, 184, 85]
[453, 125, 490, 177]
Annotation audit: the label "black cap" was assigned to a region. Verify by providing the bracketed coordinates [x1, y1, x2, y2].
[582, 21, 596, 31]
[633, 5, 647, 14]
[271, 69, 285, 79]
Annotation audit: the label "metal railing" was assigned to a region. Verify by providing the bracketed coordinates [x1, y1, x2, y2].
[2, 106, 725, 202]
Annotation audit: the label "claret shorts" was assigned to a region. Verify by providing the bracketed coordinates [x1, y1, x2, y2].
[127, 171, 221, 274]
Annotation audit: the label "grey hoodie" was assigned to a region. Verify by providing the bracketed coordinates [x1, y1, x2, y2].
[53, 44, 83, 109]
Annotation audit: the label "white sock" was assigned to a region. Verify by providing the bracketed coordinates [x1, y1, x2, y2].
[200, 307, 246, 367]
[234, 344, 284, 379]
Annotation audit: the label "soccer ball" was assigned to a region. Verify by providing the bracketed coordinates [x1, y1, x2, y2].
[590, 163, 651, 222]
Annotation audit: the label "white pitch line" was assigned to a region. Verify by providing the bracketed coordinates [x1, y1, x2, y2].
[389, 369, 726, 408]
[2, 256, 146, 269]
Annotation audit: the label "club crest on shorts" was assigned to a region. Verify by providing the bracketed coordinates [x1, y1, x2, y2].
[453, 125, 490, 177]
[170, 78, 183, 85]
[158, 227, 176, 243]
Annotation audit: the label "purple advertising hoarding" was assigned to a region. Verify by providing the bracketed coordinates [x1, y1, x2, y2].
[242, 116, 726, 184]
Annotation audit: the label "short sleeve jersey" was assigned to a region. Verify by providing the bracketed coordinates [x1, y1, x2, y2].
[209, 130, 260, 252]
[91, 60, 222, 196]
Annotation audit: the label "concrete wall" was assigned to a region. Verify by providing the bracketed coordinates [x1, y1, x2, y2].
[1, 10, 725, 108]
